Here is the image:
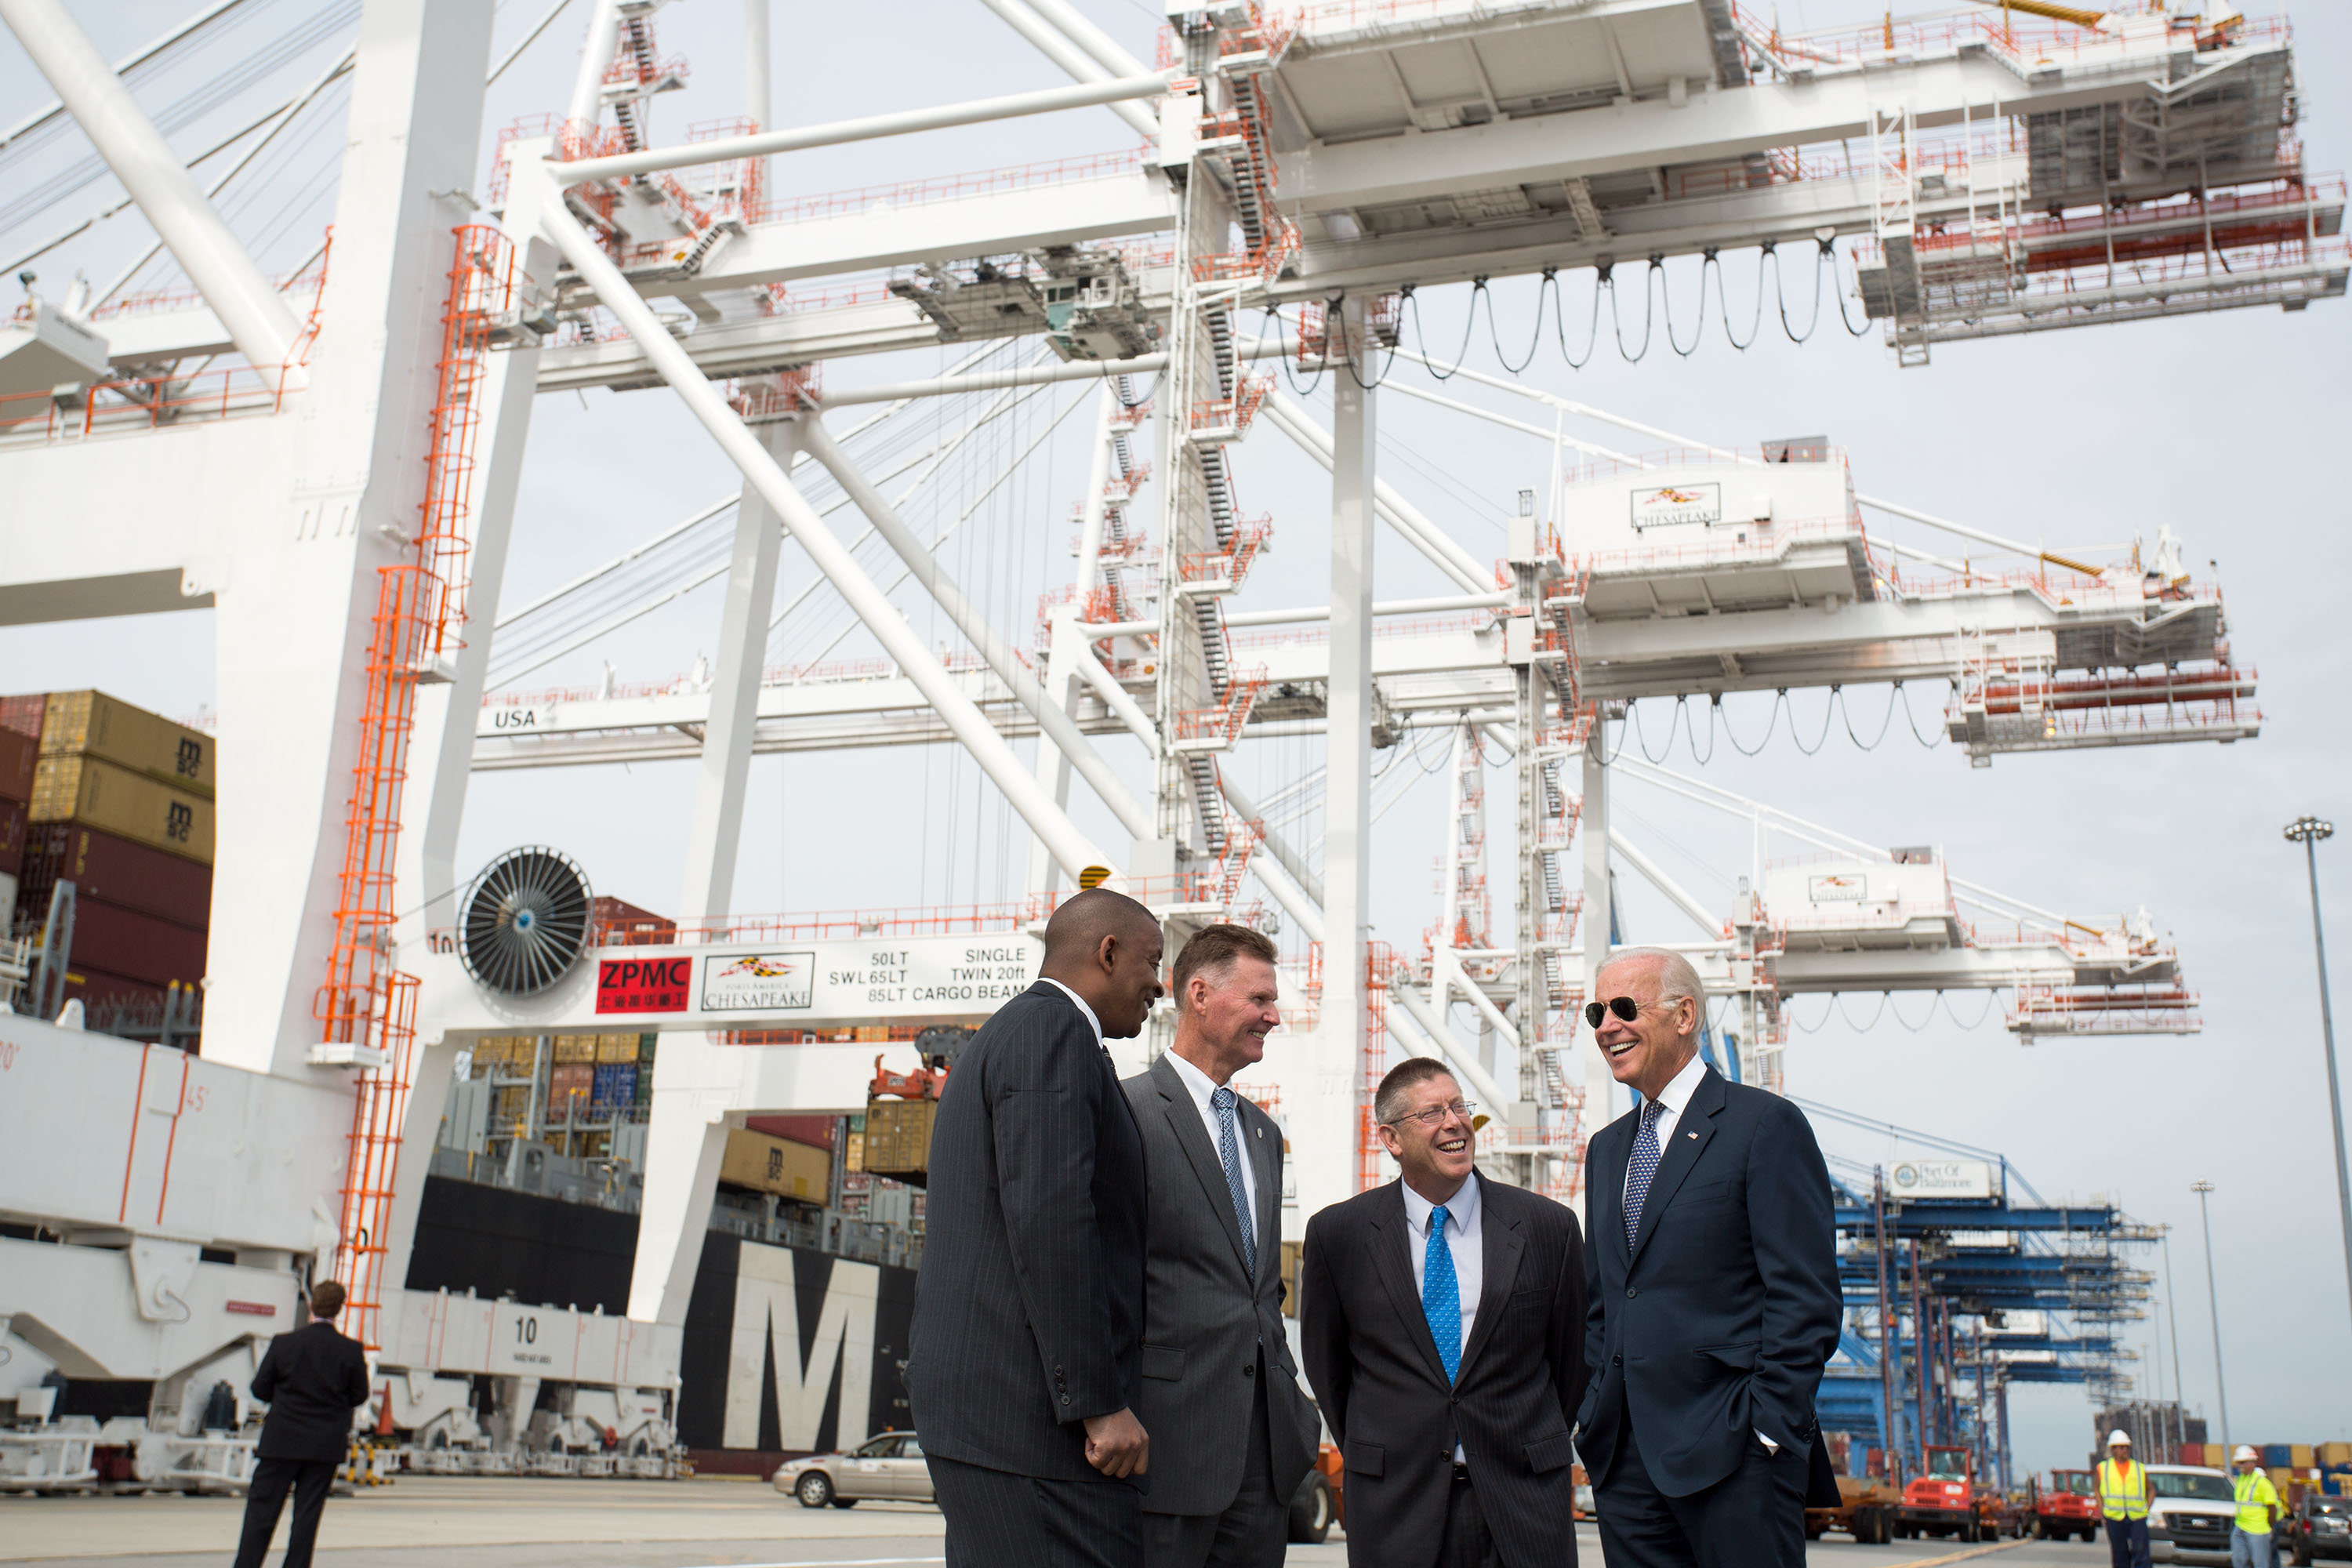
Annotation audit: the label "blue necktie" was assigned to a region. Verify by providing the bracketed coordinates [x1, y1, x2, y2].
[1423, 1204, 1461, 1383]
[1624, 1098, 1668, 1250]
[1211, 1087, 1256, 1277]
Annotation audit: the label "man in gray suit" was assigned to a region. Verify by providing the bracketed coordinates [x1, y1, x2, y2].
[1123, 924, 1319, 1568]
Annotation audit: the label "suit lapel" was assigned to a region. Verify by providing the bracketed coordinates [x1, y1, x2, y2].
[1453, 1188, 1523, 1385]
[1592, 1117, 1633, 1261]
[1152, 1055, 1254, 1279]
[1366, 1182, 1452, 1388]
[1628, 1066, 1724, 1269]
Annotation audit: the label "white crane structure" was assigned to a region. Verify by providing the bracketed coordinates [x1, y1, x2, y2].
[0, 0, 2316, 1486]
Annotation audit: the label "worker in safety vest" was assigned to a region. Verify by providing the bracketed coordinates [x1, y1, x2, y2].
[2230, 1445, 2283, 1568]
[2098, 1430, 2155, 1568]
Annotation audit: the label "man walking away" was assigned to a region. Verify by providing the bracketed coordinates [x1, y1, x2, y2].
[2098, 1431, 2154, 1568]
[1576, 947, 1843, 1568]
[908, 888, 1163, 1568]
[233, 1279, 371, 1568]
[2230, 1445, 2282, 1568]
[1123, 924, 1320, 1568]
[1300, 1058, 1589, 1568]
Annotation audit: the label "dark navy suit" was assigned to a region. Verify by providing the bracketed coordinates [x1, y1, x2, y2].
[1575, 1064, 1842, 1568]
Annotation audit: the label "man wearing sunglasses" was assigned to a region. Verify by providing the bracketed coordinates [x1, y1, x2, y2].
[1572, 947, 1841, 1568]
[1300, 1057, 1589, 1567]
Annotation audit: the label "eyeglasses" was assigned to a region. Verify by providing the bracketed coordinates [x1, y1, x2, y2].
[1584, 995, 1652, 1028]
[1384, 1099, 1475, 1128]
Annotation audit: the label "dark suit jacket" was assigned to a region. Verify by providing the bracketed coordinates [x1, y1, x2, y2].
[1300, 1175, 1589, 1568]
[1575, 1065, 1842, 1501]
[907, 982, 1149, 1482]
[251, 1317, 370, 1462]
[1120, 1054, 1319, 1516]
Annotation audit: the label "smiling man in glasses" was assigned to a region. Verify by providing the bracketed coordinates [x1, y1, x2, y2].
[1573, 947, 1842, 1568]
[1299, 1058, 1589, 1567]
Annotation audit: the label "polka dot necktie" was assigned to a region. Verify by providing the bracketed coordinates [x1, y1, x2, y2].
[1624, 1097, 1669, 1250]
[1423, 1204, 1462, 1384]
[1211, 1087, 1256, 1278]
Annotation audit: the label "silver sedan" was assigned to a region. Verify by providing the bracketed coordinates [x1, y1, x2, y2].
[772, 1432, 933, 1508]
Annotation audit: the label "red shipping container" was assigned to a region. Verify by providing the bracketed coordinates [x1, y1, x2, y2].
[547, 1063, 594, 1123]
[0, 693, 42, 740]
[60, 895, 207, 989]
[0, 726, 33, 804]
[18, 822, 212, 927]
[0, 798, 23, 877]
[746, 1114, 837, 1149]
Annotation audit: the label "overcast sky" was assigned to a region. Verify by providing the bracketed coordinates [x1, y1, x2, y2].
[2, 0, 2347, 1473]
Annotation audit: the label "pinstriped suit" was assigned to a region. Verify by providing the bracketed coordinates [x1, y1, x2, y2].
[908, 982, 1149, 1565]
[1123, 1054, 1320, 1567]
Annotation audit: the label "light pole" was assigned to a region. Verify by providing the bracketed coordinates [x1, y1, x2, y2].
[2285, 814, 2352, 1338]
[2192, 1181, 2231, 1451]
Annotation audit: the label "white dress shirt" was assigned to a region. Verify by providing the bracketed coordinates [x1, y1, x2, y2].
[1621, 1051, 1780, 1454]
[1038, 977, 1103, 1048]
[1403, 1171, 1482, 1461]
[1163, 1047, 1258, 1216]
[1621, 1048, 1710, 1205]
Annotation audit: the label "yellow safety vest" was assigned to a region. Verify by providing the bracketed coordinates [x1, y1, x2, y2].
[2100, 1459, 2149, 1520]
[2234, 1472, 2280, 1534]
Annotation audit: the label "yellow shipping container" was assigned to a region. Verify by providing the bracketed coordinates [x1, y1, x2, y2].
[2293, 1446, 2315, 1468]
[844, 1131, 864, 1174]
[595, 1034, 637, 1064]
[552, 1034, 596, 1064]
[2318, 1441, 2352, 1467]
[40, 690, 217, 798]
[863, 1098, 937, 1174]
[720, 1127, 833, 1201]
[28, 753, 213, 862]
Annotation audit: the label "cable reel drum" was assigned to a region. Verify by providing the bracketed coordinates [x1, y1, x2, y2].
[458, 846, 593, 996]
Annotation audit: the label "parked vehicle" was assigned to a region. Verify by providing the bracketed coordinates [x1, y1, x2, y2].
[1290, 1444, 1341, 1544]
[1806, 1474, 1898, 1544]
[2143, 1464, 2236, 1566]
[774, 1431, 931, 1507]
[2032, 1468, 2103, 1542]
[2282, 1493, 2352, 1566]
[1898, 1446, 1998, 1542]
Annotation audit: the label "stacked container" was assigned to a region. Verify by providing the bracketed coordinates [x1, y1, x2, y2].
[11, 691, 216, 1027]
[0, 710, 33, 935]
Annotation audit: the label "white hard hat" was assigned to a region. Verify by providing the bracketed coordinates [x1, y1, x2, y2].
[2234, 1446, 2259, 1463]
[2107, 1430, 2133, 1446]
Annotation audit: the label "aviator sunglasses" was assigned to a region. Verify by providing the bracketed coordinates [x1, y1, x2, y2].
[1584, 995, 1650, 1029]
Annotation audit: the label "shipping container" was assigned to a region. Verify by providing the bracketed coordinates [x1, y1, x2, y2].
[592, 895, 675, 946]
[843, 1131, 864, 1173]
[862, 1098, 938, 1178]
[493, 1086, 532, 1126]
[28, 756, 213, 862]
[2267, 1446, 2294, 1468]
[594, 1033, 637, 1064]
[0, 797, 23, 877]
[58, 896, 208, 989]
[2320, 1442, 2352, 1467]
[718, 1127, 833, 1202]
[2294, 1446, 2316, 1468]
[0, 726, 34, 804]
[552, 1034, 596, 1065]
[590, 1063, 637, 1113]
[38, 691, 217, 799]
[547, 1064, 593, 1123]
[743, 1114, 835, 1149]
[16, 822, 213, 927]
[637, 1033, 658, 1064]
[0, 695, 44, 739]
